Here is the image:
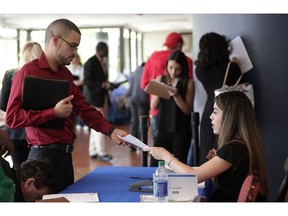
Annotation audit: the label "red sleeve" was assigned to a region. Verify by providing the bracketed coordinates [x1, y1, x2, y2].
[5, 69, 56, 129]
[187, 57, 193, 79]
[71, 83, 113, 136]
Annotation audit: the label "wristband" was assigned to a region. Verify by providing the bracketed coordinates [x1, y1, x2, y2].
[108, 126, 116, 137]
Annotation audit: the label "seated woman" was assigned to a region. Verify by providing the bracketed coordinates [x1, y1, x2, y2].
[144, 91, 269, 202]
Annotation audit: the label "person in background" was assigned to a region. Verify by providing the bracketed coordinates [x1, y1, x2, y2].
[195, 32, 242, 165]
[0, 41, 43, 168]
[0, 157, 57, 202]
[66, 53, 86, 129]
[5, 18, 128, 193]
[126, 62, 150, 152]
[149, 50, 194, 167]
[67, 53, 84, 89]
[140, 32, 193, 144]
[83, 42, 118, 161]
[145, 91, 268, 202]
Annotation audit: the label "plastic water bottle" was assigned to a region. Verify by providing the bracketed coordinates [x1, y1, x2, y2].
[153, 160, 168, 202]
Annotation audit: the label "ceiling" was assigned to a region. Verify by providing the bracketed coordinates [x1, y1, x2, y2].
[0, 14, 193, 33]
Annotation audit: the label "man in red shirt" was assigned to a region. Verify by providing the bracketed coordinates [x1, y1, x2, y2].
[5, 18, 128, 192]
[140, 32, 193, 141]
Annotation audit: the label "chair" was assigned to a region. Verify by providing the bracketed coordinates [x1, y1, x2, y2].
[237, 170, 260, 202]
[194, 173, 260, 202]
[276, 157, 288, 202]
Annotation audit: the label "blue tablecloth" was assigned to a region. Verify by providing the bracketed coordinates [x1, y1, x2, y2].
[61, 166, 204, 202]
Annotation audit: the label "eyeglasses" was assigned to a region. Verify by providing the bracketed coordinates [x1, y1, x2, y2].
[58, 36, 79, 51]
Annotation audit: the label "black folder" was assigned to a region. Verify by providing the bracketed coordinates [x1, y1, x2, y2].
[22, 75, 70, 129]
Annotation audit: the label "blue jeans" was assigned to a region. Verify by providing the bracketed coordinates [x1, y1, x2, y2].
[151, 115, 158, 142]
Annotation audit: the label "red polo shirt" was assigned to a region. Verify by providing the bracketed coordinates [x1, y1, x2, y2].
[5, 52, 113, 145]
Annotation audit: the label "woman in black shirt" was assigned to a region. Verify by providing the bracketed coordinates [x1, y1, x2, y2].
[145, 91, 269, 201]
[195, 32, 242, 165]
[149, 50, 194, 167]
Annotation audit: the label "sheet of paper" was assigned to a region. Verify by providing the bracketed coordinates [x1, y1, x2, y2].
[117, 134, 149, 149]
[229, 36, 253, 74]
[198, 182, 205, 188]
[42, 193, 99, 202]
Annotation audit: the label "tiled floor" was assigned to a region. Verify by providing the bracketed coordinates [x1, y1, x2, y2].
[72, 123, 152, 182]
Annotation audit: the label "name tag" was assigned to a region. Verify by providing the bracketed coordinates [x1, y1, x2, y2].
[168, 174, 198, 202]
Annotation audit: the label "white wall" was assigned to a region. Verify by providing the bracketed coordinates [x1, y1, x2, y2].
[142, 31, 193, 63]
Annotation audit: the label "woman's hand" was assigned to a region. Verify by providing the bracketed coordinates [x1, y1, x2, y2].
[167, 88, 178, 97]
[231, 57, 241, 68]
[206, 148, 217, 160]
[143, 146, 173, 162]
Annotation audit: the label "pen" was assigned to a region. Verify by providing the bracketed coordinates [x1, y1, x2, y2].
[129, 176, 153, 180]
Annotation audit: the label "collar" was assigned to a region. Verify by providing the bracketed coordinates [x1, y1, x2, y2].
[38, 52, 64, 74]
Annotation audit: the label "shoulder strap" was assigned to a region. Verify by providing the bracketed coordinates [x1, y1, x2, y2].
[222, 62, 243, 89]
[222, 62, 231, 85]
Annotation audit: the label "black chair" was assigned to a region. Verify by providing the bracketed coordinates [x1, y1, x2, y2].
[276, 157, 288, 202]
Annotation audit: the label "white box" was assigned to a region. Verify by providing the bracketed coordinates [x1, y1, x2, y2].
[167, 174, 198, 202]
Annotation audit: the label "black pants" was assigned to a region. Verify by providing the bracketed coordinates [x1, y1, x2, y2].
[28, 146, 74, 193]
[150, 131, 192, 167]
[129, 100, 149, 139]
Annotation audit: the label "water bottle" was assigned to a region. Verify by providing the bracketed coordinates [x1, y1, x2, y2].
[153, 160, 168, 202]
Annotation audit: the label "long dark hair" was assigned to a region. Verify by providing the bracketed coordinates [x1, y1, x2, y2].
[215, 91, 269, 195]
[166, 50, 189, 90]
[195, 32, 230, 70]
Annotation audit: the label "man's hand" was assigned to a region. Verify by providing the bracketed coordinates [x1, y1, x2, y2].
[54, 95, 74, 118]
[110, 128, 129, 146]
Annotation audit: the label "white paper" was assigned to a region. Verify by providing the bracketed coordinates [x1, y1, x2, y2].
[117, 134, 149, 149]
[42, 193, 99, 202]
[198, 182, 205, 188]
[229, 36, 253, 74]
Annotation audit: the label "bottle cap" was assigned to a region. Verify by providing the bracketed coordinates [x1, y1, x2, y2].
[158, 160, 165, 167]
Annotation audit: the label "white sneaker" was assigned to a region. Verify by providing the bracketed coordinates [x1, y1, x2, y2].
[83, 125, 89, 131]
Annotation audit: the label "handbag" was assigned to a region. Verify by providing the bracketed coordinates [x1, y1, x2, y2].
[214, 62, 255, 107]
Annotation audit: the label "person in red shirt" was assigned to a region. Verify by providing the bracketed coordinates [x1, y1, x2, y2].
[140, 32, 193, 142]
[5, 18, 128, 193]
